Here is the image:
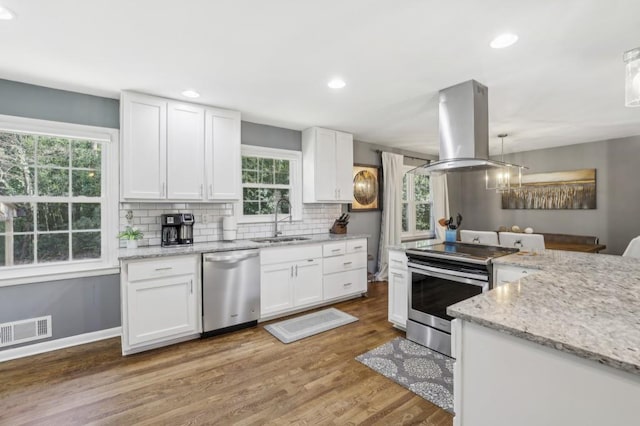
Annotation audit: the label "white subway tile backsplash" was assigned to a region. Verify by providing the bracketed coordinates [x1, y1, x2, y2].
[120, 202, 342, 247]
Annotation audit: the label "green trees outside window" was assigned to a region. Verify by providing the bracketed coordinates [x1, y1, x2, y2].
[0, 132, 103, 267]
[241, 155, 291, 216]
[402, 169, 432, 236]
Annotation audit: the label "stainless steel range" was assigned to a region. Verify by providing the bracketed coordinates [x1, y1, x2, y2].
[405, 242, 518, 357]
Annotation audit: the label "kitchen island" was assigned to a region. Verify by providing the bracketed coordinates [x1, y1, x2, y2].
[448, 250, 640, 426]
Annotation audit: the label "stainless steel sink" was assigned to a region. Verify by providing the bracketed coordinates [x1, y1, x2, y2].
[251, 236, 311, 243]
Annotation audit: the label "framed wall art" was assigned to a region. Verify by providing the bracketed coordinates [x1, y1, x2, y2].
[348, 164, 381, 212]
[501, 168, 597, 210]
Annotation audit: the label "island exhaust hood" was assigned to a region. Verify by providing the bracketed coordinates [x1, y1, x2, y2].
[412, 80, 525, 175]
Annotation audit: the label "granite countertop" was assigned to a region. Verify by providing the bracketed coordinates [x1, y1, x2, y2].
[448, 249, 640, 375]
[118, 233, 370, 260]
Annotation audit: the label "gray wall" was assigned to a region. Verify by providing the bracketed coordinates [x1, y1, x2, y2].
[0, 80, 121, 352]
[241, 121, 301, 151]
[0, 79, 119, 128]
[455, 135, 640, 255]
[0, 275, 121, 349]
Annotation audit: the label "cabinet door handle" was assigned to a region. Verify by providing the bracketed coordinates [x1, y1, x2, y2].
[155, 267, 173, 271]
[307, 259, 314, 262]
[343, 261, 353, 266]
[391, 272, 403, 278]
[161, 182, 166, 197]
[200, 184, 204, 197]
[343, 282, 352, 287]
[209, 184, 213, 198]
[190, 279, 193, 294]
[295, 265, 298, 276]
[353, 246, 363, 249]
[331, 248, 341, 252]
[291, 266, 294, 277]
[522, 271, 528, 274]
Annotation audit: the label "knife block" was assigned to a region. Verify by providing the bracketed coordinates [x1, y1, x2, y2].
[330, 221, 347, 234]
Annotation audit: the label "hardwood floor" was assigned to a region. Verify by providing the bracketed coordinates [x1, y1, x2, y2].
[0, 282, 453, 425]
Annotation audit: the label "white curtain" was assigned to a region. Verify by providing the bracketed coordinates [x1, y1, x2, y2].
[431, 173, 450, 240]
[375, 152, 404, 281]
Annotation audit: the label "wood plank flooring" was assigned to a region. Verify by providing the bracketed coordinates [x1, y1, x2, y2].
[0, 282, 453, 425]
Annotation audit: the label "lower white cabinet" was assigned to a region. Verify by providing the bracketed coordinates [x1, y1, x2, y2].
[493, 264, 540, 287]
[260, 239, 367, 320]
[121, 255, 201, 355]
[388, 249, 409, 329]
[322, 238, 367, 301]
[260, 245, 323, 318]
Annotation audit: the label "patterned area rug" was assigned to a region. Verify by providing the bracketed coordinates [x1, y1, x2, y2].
[356, 337, 454, 413]
[264, 308, 358, 344]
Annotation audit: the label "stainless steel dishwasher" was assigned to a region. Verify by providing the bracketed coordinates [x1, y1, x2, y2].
[202, 249, 260, 337]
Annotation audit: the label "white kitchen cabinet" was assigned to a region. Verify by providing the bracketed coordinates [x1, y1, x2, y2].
[322, 238, 367, 301]
[167, 102, 205, 199]
[121, 255, 201, 355]
[121, 92, 167, 199]
[388, 249, 409, 329]
[260, 244, 323, 318]
[493, 264, 540, 288]
[205, 107, 241, 201]
[120, 91, 241, 202]
[302, 127, 354, 203]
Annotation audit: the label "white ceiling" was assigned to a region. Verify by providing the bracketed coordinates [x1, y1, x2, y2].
[1, 0, 639, 155]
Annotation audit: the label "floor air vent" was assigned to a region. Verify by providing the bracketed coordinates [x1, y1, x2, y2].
[0, 316, 52, 347]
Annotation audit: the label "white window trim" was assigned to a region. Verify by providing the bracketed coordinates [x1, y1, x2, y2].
[235, 145, 302, 224]
[401, 165, 435, 240]
[0, 114, 119, 287]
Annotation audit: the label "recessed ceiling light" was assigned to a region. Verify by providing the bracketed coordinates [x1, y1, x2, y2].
[0, 5, 16, 20]
[490, 33, 519, 49]
[328, 78, 346, 89]
[181, 90, 200, 98]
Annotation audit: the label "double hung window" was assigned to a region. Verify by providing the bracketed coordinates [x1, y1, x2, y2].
[238, 145, 301, 223]
[401, 166, 433, 238]
[0, 115, 118, 283]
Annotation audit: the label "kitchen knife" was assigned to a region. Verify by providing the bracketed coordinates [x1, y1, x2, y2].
[456, 213, 462, 228]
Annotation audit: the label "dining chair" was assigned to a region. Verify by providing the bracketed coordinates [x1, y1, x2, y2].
[460, 230, 499, 245]
[622, 236, 640, 258]
[499, 232, 546, 250]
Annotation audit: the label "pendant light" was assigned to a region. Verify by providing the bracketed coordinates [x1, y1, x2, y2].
[624, 47, 640, 107]
[485, 134, 522, 192]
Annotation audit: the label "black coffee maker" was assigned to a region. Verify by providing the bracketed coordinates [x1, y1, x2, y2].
[161, 213, 195, 247]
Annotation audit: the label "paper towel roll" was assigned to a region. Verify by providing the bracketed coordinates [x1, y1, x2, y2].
[222, 216, 237, 241]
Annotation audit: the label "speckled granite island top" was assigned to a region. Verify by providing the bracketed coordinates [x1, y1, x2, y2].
[118, 233, 370, 260]
[448, 250, 640, 375]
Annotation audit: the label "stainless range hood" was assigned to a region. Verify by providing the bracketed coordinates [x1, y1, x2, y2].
[412, 80, 525, 175]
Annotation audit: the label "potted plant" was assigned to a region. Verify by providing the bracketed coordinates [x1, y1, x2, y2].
[118, 226, 144, 249]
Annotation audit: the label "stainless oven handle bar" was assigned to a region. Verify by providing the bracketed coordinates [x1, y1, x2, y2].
[408, 265, 488, 289]
[406, 250, 489, 265]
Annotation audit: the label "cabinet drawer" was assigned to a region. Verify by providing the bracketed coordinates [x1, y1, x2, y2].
[346, 239, 366, 254]
[324, 268, 367, 300]
[389, 250, 408, 269]
[323, 252, 366, 274]
[127, 256, 197, 282]
[261, 244, 323, 265]
[323, 241, 346, 257]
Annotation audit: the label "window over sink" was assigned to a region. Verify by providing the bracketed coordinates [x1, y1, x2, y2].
[0, 115, 118, 285]
[402, 165, 433, 239]
[237, 145, 302, 223]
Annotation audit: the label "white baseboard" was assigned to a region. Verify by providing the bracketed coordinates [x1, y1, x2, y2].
[0, 327, 122, 362]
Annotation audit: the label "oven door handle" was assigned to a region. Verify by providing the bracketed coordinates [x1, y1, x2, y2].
[409, 266, 488, 289]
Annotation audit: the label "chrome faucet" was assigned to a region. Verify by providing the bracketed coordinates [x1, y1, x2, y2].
[274, 197, 292, 237]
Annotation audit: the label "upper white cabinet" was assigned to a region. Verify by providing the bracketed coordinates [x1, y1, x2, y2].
[167, 102, 205, 200]
[120, 91, 241, 201]
[121, 92, 167, 199]
[302, 127, 354, 203]
[205, 108, 241, 200]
